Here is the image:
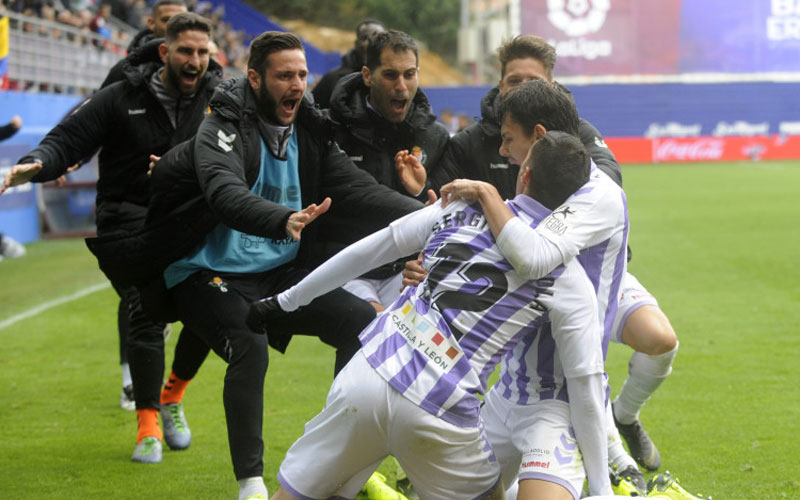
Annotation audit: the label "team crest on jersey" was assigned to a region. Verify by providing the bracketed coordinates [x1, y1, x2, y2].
[547, 0, 610, 37]
[217, 129, 236, 152]
[208, 276, 229, 292]
[411, 146, 427, 165]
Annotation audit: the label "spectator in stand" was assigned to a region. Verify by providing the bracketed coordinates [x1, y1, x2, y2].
[89, 2, 112, 42]
[312, 18, 385, 109]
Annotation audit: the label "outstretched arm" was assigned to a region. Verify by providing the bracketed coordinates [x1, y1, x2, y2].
[277, 204, 439, 312]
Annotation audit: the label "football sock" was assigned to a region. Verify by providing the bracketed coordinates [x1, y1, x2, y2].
[161, 371, 191, 405]
[613, 342, 679, 425]
[504, 481, 518, 500]
[121, 362, 132, 388]
[606, 404, 637, 471]
[238, 476, 267, 500]
[136, 408, 162, 443]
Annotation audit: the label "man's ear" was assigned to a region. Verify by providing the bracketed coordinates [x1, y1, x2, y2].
[146, 16, 155, 31]
[533, 123, 547, 140]
[361, 66, 372, 87]
[247, 68, 261, 93]
[158, 42, 169, 64]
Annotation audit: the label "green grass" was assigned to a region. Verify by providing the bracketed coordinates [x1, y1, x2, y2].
[1, 160, 799, 499]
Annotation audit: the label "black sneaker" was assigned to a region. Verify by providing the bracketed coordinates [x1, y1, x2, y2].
[613, 402, 661, 471]
[246, 296, 284, 334]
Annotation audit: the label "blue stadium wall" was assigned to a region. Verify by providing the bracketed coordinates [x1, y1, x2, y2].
[3, 80, 798, 242]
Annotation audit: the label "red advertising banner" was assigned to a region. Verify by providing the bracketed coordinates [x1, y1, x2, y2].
[605, 135, 800, 163]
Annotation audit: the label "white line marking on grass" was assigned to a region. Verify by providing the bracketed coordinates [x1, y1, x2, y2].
[0, 282, 111, 330]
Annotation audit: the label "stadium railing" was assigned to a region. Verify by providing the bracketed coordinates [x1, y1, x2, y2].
[4, 11, 127, 95]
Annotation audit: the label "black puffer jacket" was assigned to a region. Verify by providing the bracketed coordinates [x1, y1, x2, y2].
[310, 47, 362, 109]
[314, 72, 448, 275]
[22, 39, 223, 233]
[87, 77, 423, 288]
[429, 85, 622, 200]
[100, 28, 158, 89]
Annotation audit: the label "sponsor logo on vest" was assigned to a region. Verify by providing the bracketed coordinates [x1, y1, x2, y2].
[128, 109, 146, 115]
[489, 162, 509, 169]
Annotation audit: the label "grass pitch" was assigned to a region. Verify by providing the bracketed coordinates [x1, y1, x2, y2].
[1, 161, 798, 499]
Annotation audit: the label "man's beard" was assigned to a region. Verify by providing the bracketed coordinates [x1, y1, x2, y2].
[256, 80, 281, 125]
[165, 60, 199, 95]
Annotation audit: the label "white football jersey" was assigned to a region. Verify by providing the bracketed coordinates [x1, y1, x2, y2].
[358, 195, 603, 427]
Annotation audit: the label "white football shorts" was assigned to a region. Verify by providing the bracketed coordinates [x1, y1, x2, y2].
[277, 350, 501, 500]
[611, 271, 659, 344]
[482, 388, 585, 500]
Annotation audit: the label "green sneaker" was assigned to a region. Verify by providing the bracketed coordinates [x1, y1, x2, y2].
[131, 436, 162, 463]
[610, 464, 646, 496]
[161, 402, 191, 450]
[647, 472, 711, 500]
[364, 472, 410, 500]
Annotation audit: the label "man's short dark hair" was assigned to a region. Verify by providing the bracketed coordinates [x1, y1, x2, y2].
[247, 31, 304, 75]
[164, 12, 211, 43]
[497, 35, 556, 80]
[356, 19, 383, 40]
[365, 30, 418, 71]
[152, 0, 186, 16]
[526, 131, 590, 210]
[497, 80, 579, 138]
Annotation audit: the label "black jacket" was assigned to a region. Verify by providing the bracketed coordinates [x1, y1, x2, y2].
[100, 29, 158, 89]
[87, 77, 423, 289]
[316, 72, 449, 276]
[311, 47, 362, 109]
[428, 86, 622, 200]
[22, 39, 223, 233]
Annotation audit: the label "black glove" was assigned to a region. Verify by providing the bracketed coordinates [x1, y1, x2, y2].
[246, 296, 284, 334]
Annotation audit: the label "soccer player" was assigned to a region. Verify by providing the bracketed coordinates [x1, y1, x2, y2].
[250, 131, 613, 500]
[318, 29, 449, 311]
[0, 13, 222, 463]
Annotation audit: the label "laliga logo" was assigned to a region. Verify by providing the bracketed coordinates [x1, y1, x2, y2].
[547, 0, 610, 37]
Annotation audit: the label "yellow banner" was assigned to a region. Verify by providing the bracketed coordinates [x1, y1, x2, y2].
[0, 16, 9, 60]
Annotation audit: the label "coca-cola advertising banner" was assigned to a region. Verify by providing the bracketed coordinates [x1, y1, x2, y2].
[605, 135, 800, 163]
[520, 0, 800, 75]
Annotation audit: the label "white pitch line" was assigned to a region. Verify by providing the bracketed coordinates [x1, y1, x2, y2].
[0, 281, 111, 330]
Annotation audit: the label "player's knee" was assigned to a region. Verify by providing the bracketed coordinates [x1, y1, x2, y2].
[622, 306, 677, 355]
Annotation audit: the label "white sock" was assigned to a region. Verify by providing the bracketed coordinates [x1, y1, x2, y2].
[613, 342, 679, 424]
[238, 476, 267, 500]
[606, 404, 637, 471]
[505, 481, 518, 500]
[121, 362, 132, 388]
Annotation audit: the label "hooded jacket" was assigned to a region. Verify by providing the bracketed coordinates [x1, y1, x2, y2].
[100, 28, 159, 88]
[86, 77, 423, 291]
[429, 85, 622, 200]
[310, 47, 363, 109]
[22, 39, 223, 233]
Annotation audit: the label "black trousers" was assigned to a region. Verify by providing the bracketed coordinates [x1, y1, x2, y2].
[118, 282, 209, 409]
[169, 265, 375, 480]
